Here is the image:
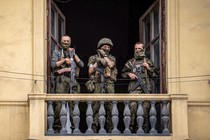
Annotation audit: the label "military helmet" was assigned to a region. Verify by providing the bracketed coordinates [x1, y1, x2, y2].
[97, 38, 113, 49]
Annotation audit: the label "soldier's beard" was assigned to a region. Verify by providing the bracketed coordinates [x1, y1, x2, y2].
[134, 51, 145, 60]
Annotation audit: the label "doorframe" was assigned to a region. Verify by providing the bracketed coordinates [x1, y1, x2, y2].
[139, 0, 166, 93]
[47, 0, 66, 93]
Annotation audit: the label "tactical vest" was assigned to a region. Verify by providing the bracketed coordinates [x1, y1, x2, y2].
[91, 54, 117, 81]
[54, 50, 80, 77]
[131, 59, 147, 79]
[129, 58, 152, 92]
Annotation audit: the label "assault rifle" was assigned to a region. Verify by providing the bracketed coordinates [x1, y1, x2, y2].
[129, 65, 149, 93]
[66, 49, 76, 134]
[94, 50, 107, 93]
[94, 67, 105, 93]
[69, 50, 76, 94]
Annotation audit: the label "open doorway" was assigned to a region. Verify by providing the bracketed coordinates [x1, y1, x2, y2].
[47, 0, 166, 93]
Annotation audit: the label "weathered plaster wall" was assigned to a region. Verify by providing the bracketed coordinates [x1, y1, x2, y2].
[179, 1, 210, 139]
[0, 0, 33, 101]
[179, 0, 210, 100]
[0, 0, 46, 139]
[167, 0, 210, 139]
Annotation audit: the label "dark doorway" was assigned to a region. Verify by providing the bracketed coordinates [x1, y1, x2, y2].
[52, 0, 156, 93]
[49, 0, 165, 133]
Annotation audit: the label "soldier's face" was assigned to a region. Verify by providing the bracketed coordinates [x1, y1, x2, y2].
[61, 36, 71, 49]
[134, 44, 145, 59]
[134, 44, 144, 53]
[101, 44, 111, 52]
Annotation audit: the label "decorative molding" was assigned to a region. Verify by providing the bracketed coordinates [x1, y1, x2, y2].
[170, 94, 188, 100]
[35, 135, 173, 140]
[45, 94, 171, 101]
[166, 0, 181, 93]
[0, 101, 28, 106]
[28, 93, 188, 101]
[188, 99, 210, 106]
[27, 93, 189, 101]
[28, 93, 46, 100]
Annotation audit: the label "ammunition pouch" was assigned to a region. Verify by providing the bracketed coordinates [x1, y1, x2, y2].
[107, 67, 118, 81]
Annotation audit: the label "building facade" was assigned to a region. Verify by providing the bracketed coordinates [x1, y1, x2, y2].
[0, 0, 210, 139]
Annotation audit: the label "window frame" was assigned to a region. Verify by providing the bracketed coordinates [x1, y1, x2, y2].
[47, 0, 66, 93]
[139, 0, 166, 93]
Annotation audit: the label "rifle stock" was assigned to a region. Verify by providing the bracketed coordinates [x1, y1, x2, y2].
[69, 51, 76, 94]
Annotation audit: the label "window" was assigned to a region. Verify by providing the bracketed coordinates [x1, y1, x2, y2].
[47, 0, 166, 93]
[139, 0, 166, 93]
[47, 0, 66, 93]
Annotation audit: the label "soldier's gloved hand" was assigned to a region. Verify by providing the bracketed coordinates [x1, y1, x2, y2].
[97, 58, 106, 66]
[97, 49, 106, 57]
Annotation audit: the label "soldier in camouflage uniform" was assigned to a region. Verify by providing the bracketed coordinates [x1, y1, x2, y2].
[51, 35, 84, 132]
[121, 42, 158, 133]
[87, 38, 118, 133]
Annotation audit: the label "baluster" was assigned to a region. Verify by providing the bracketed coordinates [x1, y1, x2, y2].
[136, 101, 144, 134]
[162, 100, 170, 134]
[99, 101, 106, 134]
[60, 101, 67, 134]
[123, 100, 131, 134]
[66, 102, 72, 134]
[73, 101, 81, 134]
[86, 101, 94, 134]
[111, 101, 120, 134]
[149, 101, 157, 134]
[47, 101, 54, 134]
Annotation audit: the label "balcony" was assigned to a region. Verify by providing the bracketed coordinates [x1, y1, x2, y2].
[28, 93, 189, 140]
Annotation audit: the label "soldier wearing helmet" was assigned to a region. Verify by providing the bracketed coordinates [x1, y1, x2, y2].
[86, 38, 118, 133]
[97, 38, 113, 49]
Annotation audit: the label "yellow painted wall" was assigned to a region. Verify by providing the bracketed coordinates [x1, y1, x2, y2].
[0, 103, 29, 140]
[0, 0, 33, 101]
[0, 0, 46, 139]
[0, 0, 32, 139]
[179, 0, 210, 100]
[167, 0, 210, 140]
[167, 0, 210, 96]
[179, 1, 210, 140]
[188, 105, 210, 140]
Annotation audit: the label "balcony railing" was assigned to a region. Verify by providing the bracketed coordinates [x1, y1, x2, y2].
[28, 93, 189, 140]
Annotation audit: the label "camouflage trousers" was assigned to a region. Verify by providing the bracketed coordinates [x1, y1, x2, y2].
[129, 101, 150, 133]
[55, 75, 80, 93]
[129, 88, 151, 133]
[92, 81, 115, 133]
[54, 75, 80, 132]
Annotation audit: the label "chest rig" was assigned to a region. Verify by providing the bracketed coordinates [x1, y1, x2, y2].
[131, 59, 145, 75]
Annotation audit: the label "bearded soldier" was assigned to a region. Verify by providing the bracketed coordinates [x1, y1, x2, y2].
[86, 38, 118, 133]
[121, 42, 158, 133]
[51, 35, 84, 132]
